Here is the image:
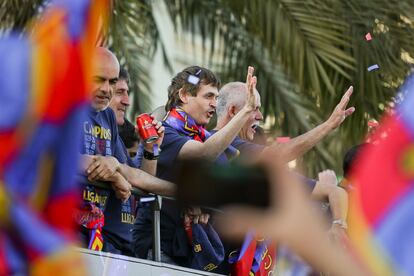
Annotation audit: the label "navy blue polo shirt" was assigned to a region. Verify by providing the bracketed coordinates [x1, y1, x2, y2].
[80, 107, 122, 212]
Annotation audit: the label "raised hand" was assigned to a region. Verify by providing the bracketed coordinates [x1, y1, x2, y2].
[317, 170, 338, 186]
[327, 86, 355, 129]
[244, 66, 258, 112]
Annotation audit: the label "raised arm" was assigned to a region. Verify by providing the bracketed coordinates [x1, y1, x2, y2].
[274, 86, 355, 162]
[311, 170, 348, 242]
[178, 67, 258, 161]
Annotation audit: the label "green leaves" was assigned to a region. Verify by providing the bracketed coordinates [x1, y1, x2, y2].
[0, 0, 46, 34]
[1, 0, 413, 175]
[108, 0, 161, 114]
[165, 0, 414, 175]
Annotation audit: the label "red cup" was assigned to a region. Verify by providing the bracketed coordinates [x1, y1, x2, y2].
[136, 113, 158, 143]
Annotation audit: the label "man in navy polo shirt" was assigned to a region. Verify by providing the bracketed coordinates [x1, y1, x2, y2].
[79, 48, 175, 253]
[101, 67, 166, 256]
[133, 66, 259, 269]
[78, 47, 131, 251]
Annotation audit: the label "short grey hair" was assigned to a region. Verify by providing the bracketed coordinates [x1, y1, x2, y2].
[216, 82, 248, 119]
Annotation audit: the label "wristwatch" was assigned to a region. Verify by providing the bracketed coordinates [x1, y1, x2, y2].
[143, 149, 159, 160]
[332, 219, 348, 229]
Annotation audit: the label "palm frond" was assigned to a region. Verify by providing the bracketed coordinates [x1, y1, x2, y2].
[2, 0, 413, 175]
[165, 0, 414, 175]
[0, 0, 48, 35]
[108, 0, 168, 117]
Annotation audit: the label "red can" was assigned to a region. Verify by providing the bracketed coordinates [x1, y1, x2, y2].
[136, 113, 159, 143]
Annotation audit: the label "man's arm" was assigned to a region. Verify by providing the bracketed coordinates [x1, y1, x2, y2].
[273, 86, 355, 162]
[312, 170, 348, 242]
[139, 150, 157, 175]
[84, 154, 175, 197]
[178, 67, 257, 161]
[81, 155, 131, 202]
[105, 171, 132, 202]
[311, 180, 348, 223]
[82, 151, 175, 196]
[178, 107, 253, 160]
[83, 155, 120, 181]
[118, 164, 176, 197]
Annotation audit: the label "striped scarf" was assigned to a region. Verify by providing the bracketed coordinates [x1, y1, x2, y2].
[164, 107, 239, 158]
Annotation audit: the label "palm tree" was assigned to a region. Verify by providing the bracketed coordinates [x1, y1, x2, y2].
[166, 0, 414, 175]
[1, 0, 413, 175]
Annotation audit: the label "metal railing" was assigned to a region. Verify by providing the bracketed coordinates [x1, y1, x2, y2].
[78, 175, 225, 265]
[77, 175, 162, 262]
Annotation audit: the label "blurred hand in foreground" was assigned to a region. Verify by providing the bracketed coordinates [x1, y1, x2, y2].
[216, 153, 365, 276]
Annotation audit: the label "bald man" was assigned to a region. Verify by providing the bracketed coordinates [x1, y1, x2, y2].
[78, 47, 130, 252]
[215, 82, 355, 162]
[79, 47, 175, 255]
[81, 47, 130, 203]
[214, 81, 352, 238]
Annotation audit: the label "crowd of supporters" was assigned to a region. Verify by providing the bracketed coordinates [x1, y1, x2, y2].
[77, 47, 362, 275]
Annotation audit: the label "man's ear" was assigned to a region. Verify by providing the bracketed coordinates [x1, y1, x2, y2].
[228, 105, 237, 118]
[178, 88, 189, 104]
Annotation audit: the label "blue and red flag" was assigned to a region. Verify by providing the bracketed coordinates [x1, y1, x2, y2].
[348, 73, 414, 275]
[0, 0, 108, 274]
[228, 232, 276, 275]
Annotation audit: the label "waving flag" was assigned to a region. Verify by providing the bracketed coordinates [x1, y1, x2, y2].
[0, 0, 109, 274]
[348, 73, 414, 275]
[228, 232, 276, 276]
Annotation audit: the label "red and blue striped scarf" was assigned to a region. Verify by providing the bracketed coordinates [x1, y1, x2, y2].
[164, 107, 208, 142]
[164, 107, 239, 158]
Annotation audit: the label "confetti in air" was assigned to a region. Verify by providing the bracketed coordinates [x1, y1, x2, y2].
[368, 64, 379, 72]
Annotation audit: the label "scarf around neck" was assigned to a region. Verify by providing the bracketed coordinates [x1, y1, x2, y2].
[164, 107, 239, 159]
